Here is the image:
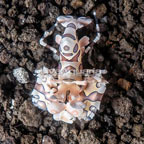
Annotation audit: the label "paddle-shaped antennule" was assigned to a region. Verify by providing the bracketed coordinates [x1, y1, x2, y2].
[57, 15, 74, 23]
[79, 36, 90, 49]
[57, 15, 75, 27]
[77, 17, 92, 29]
[55, 34, 62, 45]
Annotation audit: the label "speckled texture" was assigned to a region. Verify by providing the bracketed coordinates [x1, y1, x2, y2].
[0, 0, 144, 143]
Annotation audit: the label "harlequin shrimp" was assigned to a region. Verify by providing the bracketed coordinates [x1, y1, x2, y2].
[31, 11, 108, 124]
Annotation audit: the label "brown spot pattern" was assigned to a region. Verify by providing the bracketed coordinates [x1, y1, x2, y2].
[65, 65, 76, 71]
[84, 92, 103, 101]
[63, 45, 70, 51]
[61, 51, 80, 62]
[62, 33, 76, 40]
[67, 23, 76, 29]
[62, 53, 73, 56]
[73, 43, 78, 53]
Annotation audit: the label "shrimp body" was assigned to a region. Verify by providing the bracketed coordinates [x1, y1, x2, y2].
[31, 13, 108, 123]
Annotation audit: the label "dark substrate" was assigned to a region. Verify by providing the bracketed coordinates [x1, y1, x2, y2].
[0, 0, 144, 144]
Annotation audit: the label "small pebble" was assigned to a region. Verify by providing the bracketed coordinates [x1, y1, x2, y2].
[0, 50, 10, 64]
[83, 0, 94, 14]
[18, 100, 42, 127]
[8, 6, 17, 17]
[55, 0, 61, 5]
[42, 135, 55, 144]
[140, 14, 144, 24]
[117, 78, 132, 91]
[142, 60, 144, 70]
[0, 8, 6, 15]
[13, 67, 29, 84]
[97, 55, 104, 62]
[95, 4, 107, 19]
[70, 0, 84, 9]
[132, 124, 143, 137]
[101, 16, 108, 23]
[62, 6, 73, 15]
[38, 3, 46, 16]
